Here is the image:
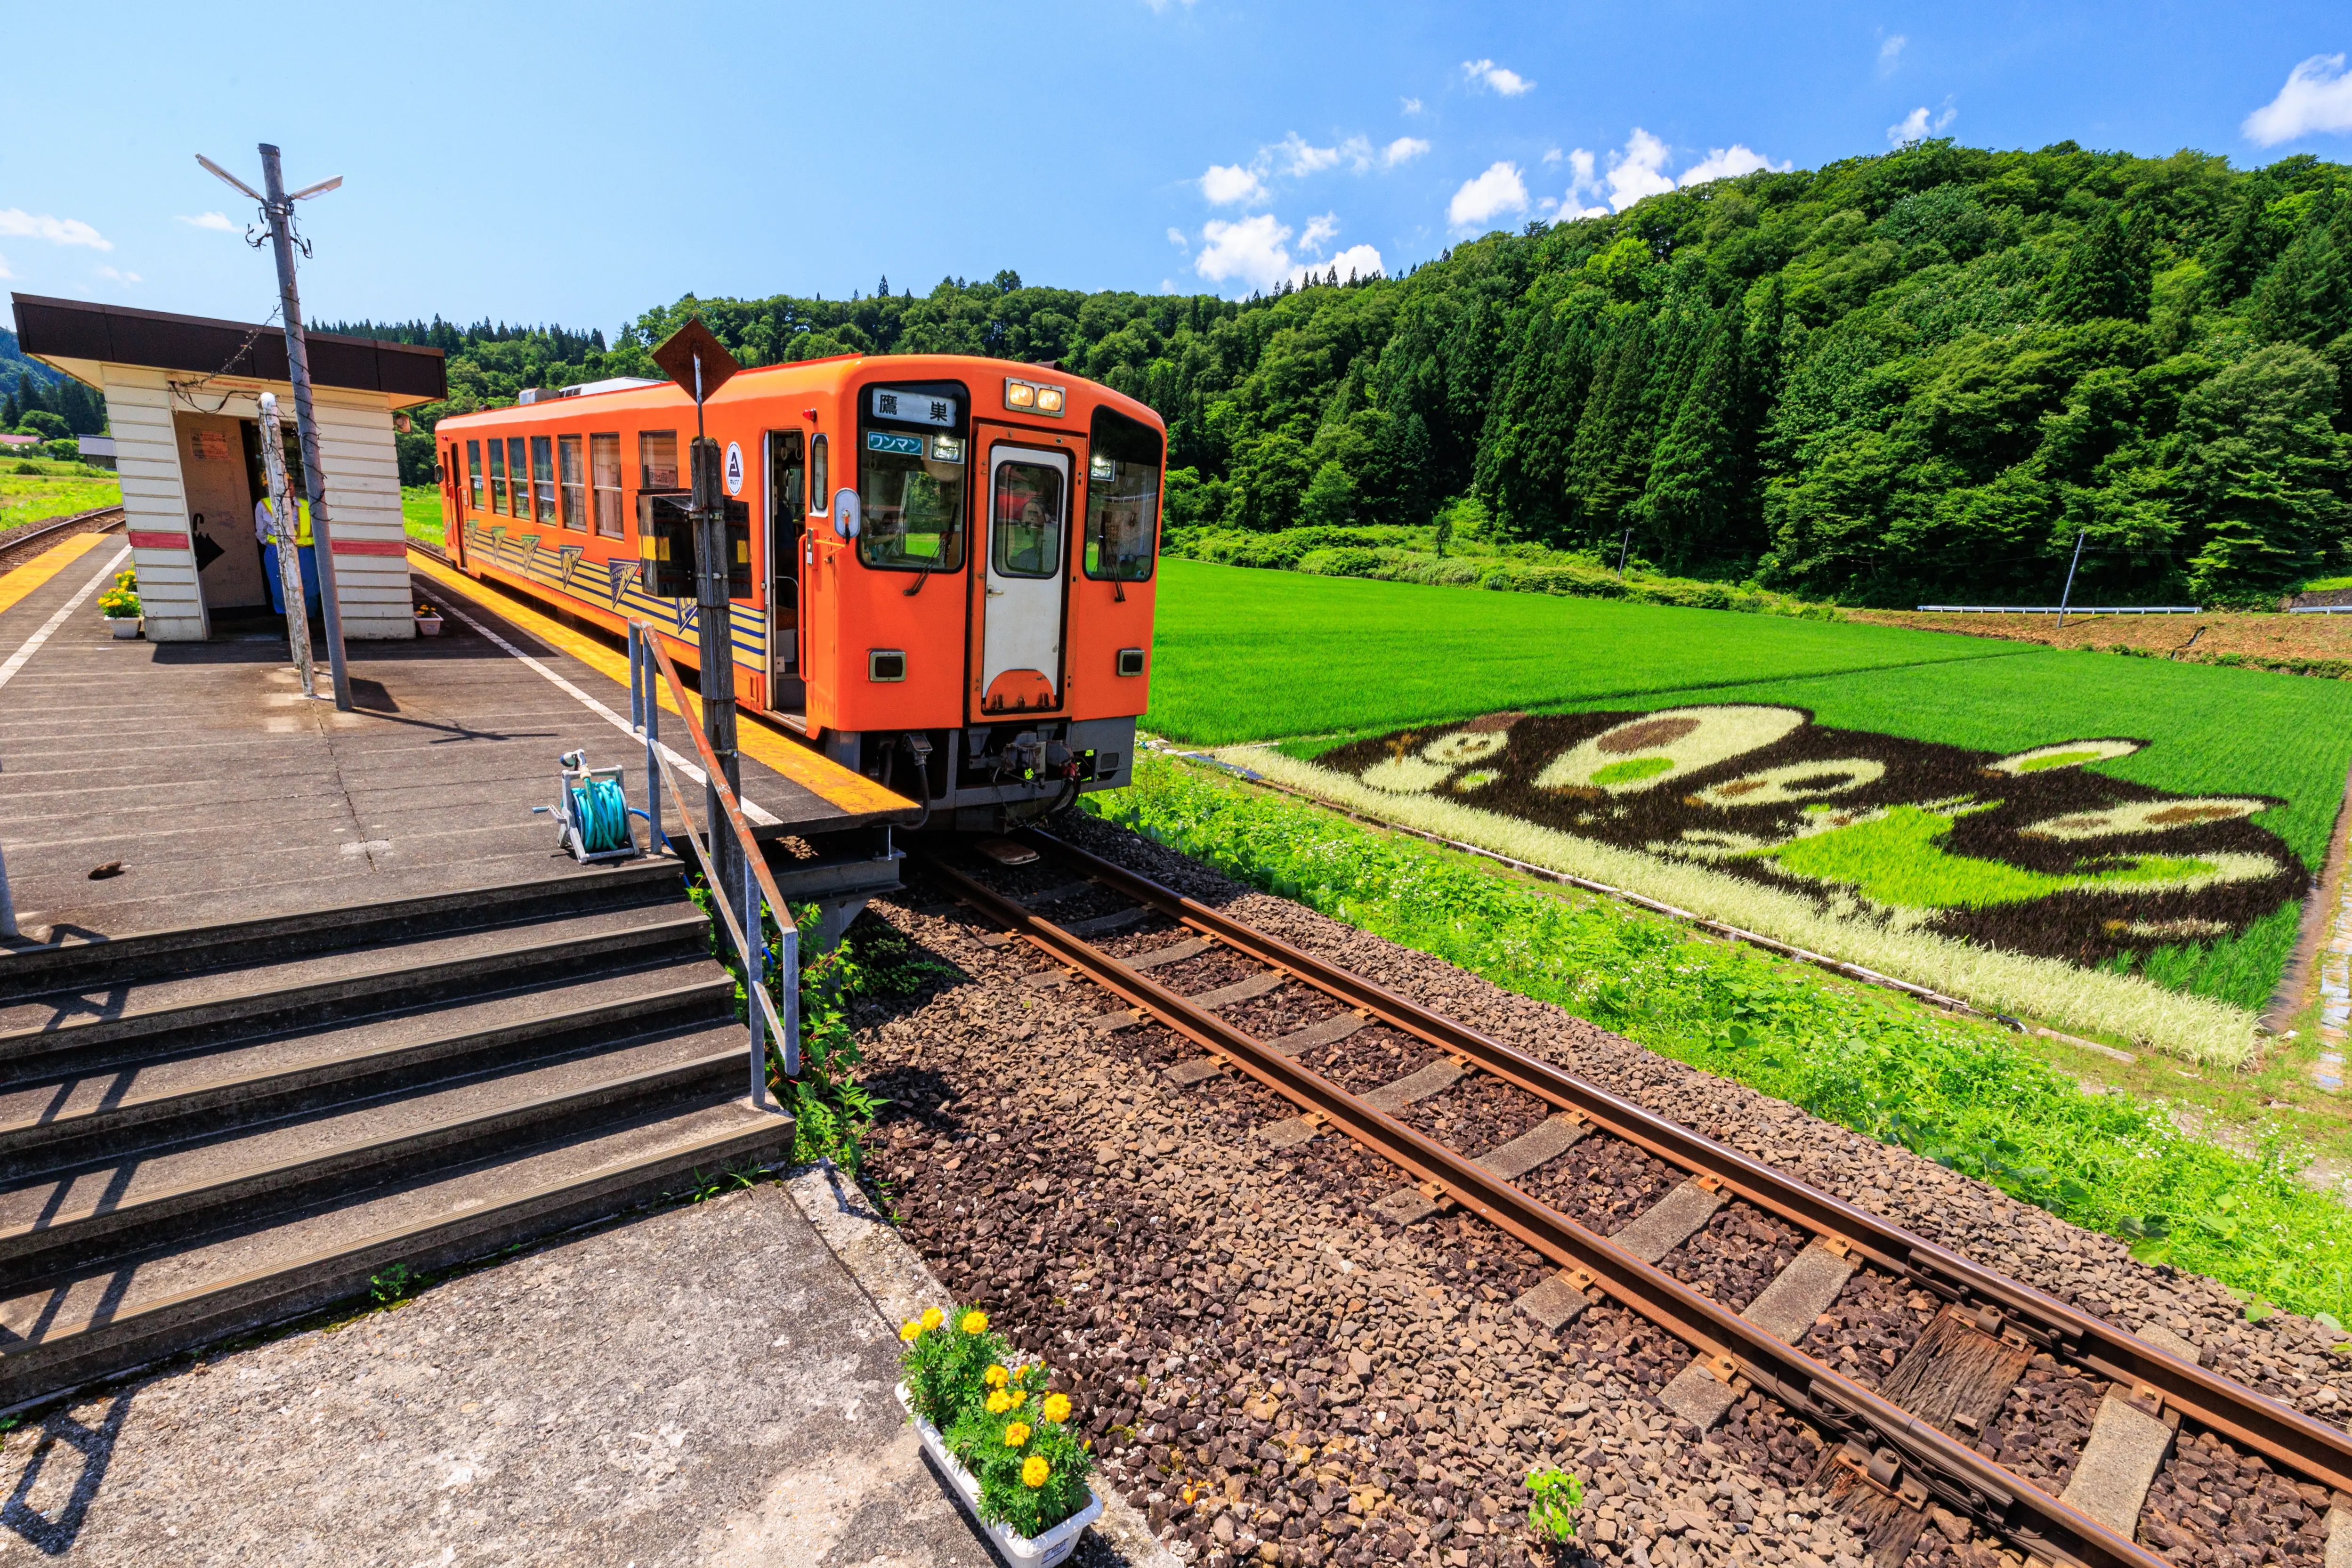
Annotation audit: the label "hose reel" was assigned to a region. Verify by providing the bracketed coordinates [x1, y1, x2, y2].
[533, 748, 650, 864]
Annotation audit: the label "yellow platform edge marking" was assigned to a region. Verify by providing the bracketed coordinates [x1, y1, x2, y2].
[0, 531, 112, 619]
[409, 548, 916, 816]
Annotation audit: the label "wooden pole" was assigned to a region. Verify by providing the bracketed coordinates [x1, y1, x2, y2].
[690, 355, 740, 897]
[258, 392, 315, 697]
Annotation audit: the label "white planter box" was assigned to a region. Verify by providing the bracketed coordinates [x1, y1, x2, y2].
[105, 616, 141, 640]
[415, 615, 444, 637]
[895, 1382, 1104, 1567]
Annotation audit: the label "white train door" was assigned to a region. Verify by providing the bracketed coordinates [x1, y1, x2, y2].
[975, 442, 1069, 716]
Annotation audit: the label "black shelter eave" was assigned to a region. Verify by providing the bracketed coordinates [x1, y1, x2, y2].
[9, 293, 446, 401]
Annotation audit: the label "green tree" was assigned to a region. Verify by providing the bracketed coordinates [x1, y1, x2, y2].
[15, 409, 69, 442]
[2177, 344, 2349, 600]
[1641, 309, 1747, 568]
[2047, 209, 2151, 324]
[1297, 460, 1357, 528]
[2248, 218, 2352, 350]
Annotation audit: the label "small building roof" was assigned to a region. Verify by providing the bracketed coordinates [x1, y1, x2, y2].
[9, 293, 446, 407]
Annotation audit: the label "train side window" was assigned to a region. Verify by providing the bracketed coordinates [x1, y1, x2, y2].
[590, 433, 624, 537]
[507, 439, 529, 523]
[809, 435, 828, 517]
[530, 436, 556, 525]
[488, 437, 508, 514]
[466, 441, 483, 510]
[640, 431, 679, 491]
[1083, 407, 1163, 582]
[558, 435, 585, 530]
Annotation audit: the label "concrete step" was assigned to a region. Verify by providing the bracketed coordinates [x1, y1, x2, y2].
[0, 960, 735, 1180]
[0, 1022, 751, 1289]
[0, 859, 686, 1005]
[0, 908, 711, 1077]
[0, 1092, 793, 1406]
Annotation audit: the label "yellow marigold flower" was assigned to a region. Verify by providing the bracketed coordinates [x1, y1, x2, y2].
[1022, 1455, 1051, 1488]
[899, 1320, 923, 1342]
[986, 1390, 1016, 1414]
[1003, 1422, 1032, 1448]
[921, 1308, 944, 1331]
[1042, 1393, 1072, 1424]
[984, 1365, 1010, 1388]
[960, 1310, 988, 1335]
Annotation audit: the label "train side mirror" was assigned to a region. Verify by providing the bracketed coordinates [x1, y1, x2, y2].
[833, 488, 861, 539]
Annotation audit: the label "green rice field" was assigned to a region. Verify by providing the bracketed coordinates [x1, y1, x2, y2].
[1142, 558, 2027, 747]
[401, 485, 445, 546]
[1149, 560, 2352, 1061]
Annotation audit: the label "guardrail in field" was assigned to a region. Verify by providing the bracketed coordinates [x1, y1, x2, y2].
[1916, 604, 2202, 614]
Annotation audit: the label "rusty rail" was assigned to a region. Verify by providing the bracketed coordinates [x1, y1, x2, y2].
[629, 622, 800, 1089]
[922, 850, 2166, 1568]
[1027, 828, 2352, 1502]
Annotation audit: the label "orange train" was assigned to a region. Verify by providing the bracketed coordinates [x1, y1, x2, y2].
[434, 355, 1164, 829]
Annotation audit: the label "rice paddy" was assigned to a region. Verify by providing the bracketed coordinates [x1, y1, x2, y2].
[1148, 563, 2352, 1062]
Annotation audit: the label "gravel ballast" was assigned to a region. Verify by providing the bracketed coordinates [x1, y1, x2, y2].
[849, 814, 2352, 1568]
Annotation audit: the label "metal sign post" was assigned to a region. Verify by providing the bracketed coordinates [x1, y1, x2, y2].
[197, 144, 351, 710]
[2056, 529, 2088, 630]
[650, 320, 746, 897]
[258, 392, 315, 697]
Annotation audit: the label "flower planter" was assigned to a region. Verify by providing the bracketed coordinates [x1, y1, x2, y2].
[896, 1383, 1103, 1567]
[105, 615, 141, 640]
[414, 614, 444, 637]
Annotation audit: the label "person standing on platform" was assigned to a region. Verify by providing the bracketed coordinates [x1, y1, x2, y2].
[254, 492, 322, 620]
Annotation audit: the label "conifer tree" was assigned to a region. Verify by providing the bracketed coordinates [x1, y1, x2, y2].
[2248, 214, 2352, 350]
[2048, 209, 2151, 323]
[1641, 310, 1746, 568]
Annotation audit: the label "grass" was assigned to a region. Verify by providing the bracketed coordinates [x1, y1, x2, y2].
[1142, 558, 2029, 747]
[1087, 755, 2352, 1325]
[0, 466, 120, 535]
[402, 485, 446, 547]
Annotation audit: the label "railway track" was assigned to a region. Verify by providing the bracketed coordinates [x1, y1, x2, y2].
[0, 505, 125, 572]
[910, 829, 2352, 1568]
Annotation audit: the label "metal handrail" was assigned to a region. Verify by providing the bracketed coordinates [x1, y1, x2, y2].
[627, 622, 800, 1098]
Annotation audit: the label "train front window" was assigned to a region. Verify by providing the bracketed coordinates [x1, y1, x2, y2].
[991, 460, 1064, 580]
[857, 432, 966, 573]
[1083, 407, 1162, 582]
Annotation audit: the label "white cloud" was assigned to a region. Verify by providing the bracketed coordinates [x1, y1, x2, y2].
[1300, 212, 1341, 254]
[176, 211, 237, 232]
[1276, 135, 1343, 177]
[1287, 242, 1384, 288]
[1380, 136, 1430, 168]
[0, 253, 14, 281]
[1879, 33, 1907, 72]
[96, 266, 142, 284]
[1462, 58, 1534, 96]
[1401, 96, 1423, 115]
[1200, 163, 1269, 205]
[1448, 161, 1530, 228]
[1196, 213, 1295, 292]
[1542, 147, 1564, 164]
[2244, 54, 2352, 145]
[1602, 129, 1676, 210]
[1681, 144, 1790, 185]
[0, 210, 111, 251]
[1166, 226, 1189, 249]
[1887, 102, 1958, 146]
[1141, 0, 1194, 11]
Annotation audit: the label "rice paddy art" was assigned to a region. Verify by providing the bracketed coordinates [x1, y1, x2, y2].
[1245, 705, 2304, 1063]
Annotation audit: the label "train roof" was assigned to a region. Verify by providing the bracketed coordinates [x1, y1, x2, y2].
[438, 353, 1164, 435]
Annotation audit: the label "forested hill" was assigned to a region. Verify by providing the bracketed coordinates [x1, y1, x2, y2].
[401, 139, 2352, 607]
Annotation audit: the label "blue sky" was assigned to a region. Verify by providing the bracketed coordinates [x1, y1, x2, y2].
[5, 1, 2351, 337]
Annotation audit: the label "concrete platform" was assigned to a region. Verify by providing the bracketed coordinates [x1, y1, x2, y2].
[0, 538, 917, 943]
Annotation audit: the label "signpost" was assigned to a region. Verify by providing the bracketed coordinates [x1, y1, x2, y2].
[650, 319, 746, 894]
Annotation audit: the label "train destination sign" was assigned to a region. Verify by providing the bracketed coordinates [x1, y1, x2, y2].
[866, 430, 924, 456]
[871, 387, 957, 427]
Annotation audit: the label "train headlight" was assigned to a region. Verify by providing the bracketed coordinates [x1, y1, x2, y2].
[1004, 379, 1037, 410]
[1035, 385, 1065, 414]
[1003, 377, 1068, 417]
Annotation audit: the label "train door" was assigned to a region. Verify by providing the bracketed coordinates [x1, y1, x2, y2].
[767, 429, 806, 711]
[444, 441, 464, 561]
[973, 439, 1070, 716]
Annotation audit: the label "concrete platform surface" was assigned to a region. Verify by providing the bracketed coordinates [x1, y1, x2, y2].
[0, 1178, 1031, 1566]
[0, 540, 914, 943]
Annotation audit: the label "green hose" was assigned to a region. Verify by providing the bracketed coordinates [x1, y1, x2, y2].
[572, 776, 632, 855]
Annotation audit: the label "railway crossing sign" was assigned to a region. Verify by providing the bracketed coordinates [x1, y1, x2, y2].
[651, 317, 742, 403]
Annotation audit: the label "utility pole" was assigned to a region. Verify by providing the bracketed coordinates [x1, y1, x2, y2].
[2056, 528, 2087, 630]
[259, 392, 315, 697]
[1616, 527, 1633, 578]
[198, 145, 351, 710]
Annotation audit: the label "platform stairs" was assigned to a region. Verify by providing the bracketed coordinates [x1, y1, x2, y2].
[0, 860, 791, 1406]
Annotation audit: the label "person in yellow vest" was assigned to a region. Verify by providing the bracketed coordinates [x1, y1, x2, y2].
[254, 493, 320, 618]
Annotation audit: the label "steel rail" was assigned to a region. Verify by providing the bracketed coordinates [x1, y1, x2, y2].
[0, 506, 125, 564]
[1027, 830, 2352, 1501]
[924, 854, 2167, 1568]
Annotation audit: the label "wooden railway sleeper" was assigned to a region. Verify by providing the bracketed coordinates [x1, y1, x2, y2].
[924, 849, 2170, 1568]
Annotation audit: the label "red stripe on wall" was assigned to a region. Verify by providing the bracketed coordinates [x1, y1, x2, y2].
[127, 531, 190, 550]
[330, 539, 410, 557]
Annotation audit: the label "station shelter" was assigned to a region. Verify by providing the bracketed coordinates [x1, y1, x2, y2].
[9, 294, 445, 642]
